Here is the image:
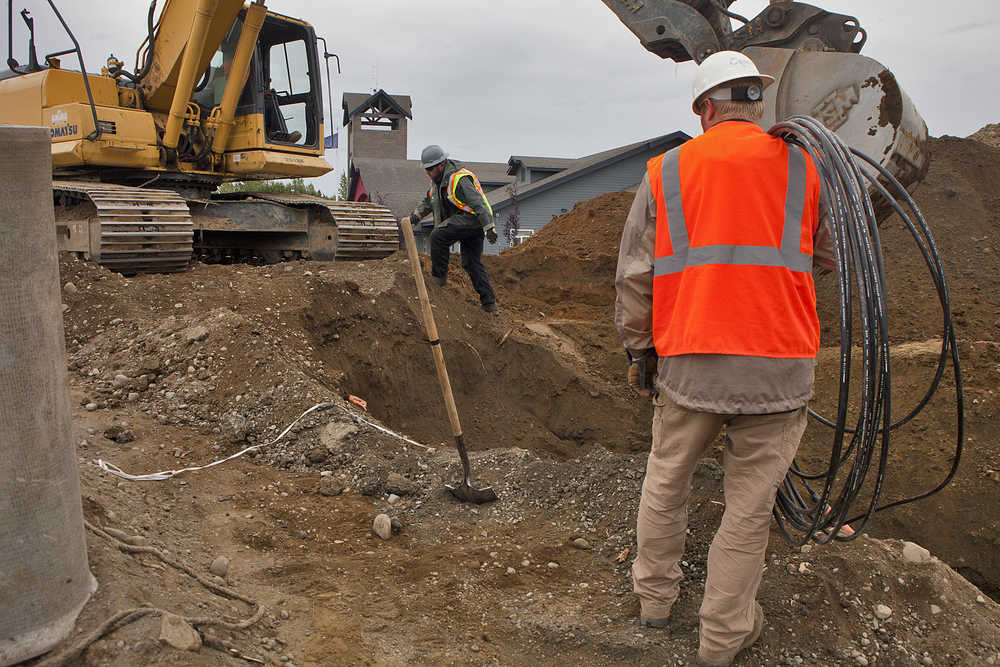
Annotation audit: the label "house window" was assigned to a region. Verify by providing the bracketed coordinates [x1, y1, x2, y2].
[511, 229, 534, 247]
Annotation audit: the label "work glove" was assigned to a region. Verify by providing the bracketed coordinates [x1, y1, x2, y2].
[626, 348, 658, 398]
[399, 215, 411, 227]
[485, 228, 498, 244]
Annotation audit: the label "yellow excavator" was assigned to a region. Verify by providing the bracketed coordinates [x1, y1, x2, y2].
[1, 0, 398, 273]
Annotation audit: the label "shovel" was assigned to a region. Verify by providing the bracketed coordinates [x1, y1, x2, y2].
[398, 221, 498, 504]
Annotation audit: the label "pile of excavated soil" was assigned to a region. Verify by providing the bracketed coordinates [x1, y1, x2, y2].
[970, 123, 1000, 150]
[486, 191, 635, 321]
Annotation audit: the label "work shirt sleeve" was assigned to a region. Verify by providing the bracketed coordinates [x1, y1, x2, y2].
[410, 190, 432, 222]
[614, 173, 657, 353]
[455, 176, 496, 232]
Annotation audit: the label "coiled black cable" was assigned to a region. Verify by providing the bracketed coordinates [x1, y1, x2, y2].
[767, 115, 964, 545]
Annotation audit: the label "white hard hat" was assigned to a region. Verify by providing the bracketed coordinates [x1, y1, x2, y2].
[691, 50, 775, 114]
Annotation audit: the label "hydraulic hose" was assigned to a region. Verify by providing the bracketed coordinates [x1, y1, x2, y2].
[767, 116, 964, 545]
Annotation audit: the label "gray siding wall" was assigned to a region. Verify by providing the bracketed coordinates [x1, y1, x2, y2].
[485, 150, 655, 255]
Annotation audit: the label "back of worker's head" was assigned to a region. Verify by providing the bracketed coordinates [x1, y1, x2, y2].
[692, 51, 774, 124]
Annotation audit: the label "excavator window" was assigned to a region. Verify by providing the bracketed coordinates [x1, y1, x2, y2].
[263, 39, 310, 145]
[257, 18, 320, 149]
[192, 20, 244, 112]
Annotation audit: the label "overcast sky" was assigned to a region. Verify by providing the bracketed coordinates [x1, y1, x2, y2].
[4, 0, 998, 195]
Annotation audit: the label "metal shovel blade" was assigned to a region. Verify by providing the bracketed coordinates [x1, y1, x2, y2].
[446, 480, 498, 504]
[446, 435, 498, 504]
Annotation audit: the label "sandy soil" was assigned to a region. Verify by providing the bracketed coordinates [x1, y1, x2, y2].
[18, 131, 1000, 666]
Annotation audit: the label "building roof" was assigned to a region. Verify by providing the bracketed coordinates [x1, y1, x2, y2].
[342, 90, 413, 126]
[487, 132, 691, 208]
[506, 155, 577, 176]
[352, 158, 513, 219]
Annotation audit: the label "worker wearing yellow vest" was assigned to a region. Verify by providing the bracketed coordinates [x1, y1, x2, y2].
[401, 145, 499, 314]
[614, 51, 835, 667]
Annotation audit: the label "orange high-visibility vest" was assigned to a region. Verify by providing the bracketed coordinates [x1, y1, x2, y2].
[649, 121, 821, 359]
[445, 169, 494, 217]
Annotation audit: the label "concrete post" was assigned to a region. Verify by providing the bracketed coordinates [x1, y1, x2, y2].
[0, 126, 97, 666]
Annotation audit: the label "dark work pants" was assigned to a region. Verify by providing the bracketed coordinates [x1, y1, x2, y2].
[429, 225, 496, 307]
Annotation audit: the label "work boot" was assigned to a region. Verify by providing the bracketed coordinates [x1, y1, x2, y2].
[483, 302, 499, 315]
[639, 615, 669, 629]
[695, 602, 764, 667]
[433, 274, 447, 286]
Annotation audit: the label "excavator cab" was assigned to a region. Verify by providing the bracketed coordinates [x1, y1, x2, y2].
[190, 9, 320, 149]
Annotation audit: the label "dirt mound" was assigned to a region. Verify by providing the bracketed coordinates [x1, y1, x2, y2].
[486, 191, 635, 320]
[969, 123, 1000, 150]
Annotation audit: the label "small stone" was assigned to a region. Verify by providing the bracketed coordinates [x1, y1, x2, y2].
[127, 392, 139, 402]
[158, 612, 201, 651]
[103, 426, 135, 444]
[547, 562, 559, 569]
[976, 595, 986, 604]
[387, 494, 401, 505]
[305, 447, 328, 464]
[798, 562, 811, 574]
[184, 326, 209, 343]
[902, 541, 931, 564]
[373, 514, 392, 540]
[124, 534, 148, 547]
[63, 281, 78, 294]
[930, 604, 942, 615]
[855, 656, 869, 666]
[174, 303, 183, 309]
[506, 567, 516, 575]
[386, 472, 420, 496]
[280, 609, 290, 620]
[318, 477, 343, 497]
[390, 516, 403, 534]
[786, 563, 798, 574]
[874, 604, 892, 620]
[571, 538, 590, 550]
[114, 374, 130, 387]
[85, 402, 98, 411]
[800, 544, 813, 553]
[209, 556, 230, 578]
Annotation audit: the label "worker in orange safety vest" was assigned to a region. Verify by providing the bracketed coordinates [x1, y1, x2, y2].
[614, 50, 835, 667]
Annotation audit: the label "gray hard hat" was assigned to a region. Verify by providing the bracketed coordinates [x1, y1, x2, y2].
[420, 145, 448, 169]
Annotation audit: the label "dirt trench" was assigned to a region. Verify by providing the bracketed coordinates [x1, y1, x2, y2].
[300, 270, 651, 458]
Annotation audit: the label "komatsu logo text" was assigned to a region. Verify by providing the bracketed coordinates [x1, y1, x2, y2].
[50, 124, 78, 138]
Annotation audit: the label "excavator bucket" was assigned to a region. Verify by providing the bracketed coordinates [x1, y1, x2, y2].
[746, 46, 929, 200]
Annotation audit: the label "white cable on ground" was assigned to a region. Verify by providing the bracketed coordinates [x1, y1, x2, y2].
[96, 400, 433, 482]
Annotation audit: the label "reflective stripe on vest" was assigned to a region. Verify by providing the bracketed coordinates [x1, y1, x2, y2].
[447, 169, 494, 217]
[653, 145, 812, 276]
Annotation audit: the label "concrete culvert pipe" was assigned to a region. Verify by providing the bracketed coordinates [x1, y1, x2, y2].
[0, 126, 97, 666]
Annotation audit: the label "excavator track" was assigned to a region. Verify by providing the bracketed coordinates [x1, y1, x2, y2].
[190, 192, 399, 263]
[53, 181, 194, 274]
[245, 193, 400, 260]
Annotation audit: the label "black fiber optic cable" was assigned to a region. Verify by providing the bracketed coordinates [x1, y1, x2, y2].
[767, 116, 964, 545]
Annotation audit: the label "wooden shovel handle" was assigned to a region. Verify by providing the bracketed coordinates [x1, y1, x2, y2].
[399, 221, 464, 439]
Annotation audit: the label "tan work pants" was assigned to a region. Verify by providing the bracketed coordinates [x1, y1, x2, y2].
[633, 394, 806, 660]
